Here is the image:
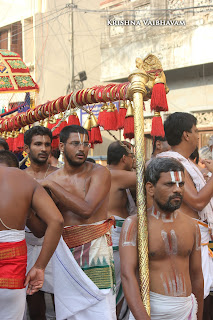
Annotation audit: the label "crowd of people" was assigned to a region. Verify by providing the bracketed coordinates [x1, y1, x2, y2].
[0, 111, 213, 320]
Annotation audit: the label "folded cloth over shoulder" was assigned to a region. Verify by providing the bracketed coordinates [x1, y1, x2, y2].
[195, 219, 213, 298]
[53, 218, 116, 320]
[129, 291, 197, 320]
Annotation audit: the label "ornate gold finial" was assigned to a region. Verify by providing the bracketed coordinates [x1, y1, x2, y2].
[135, 57, 146, 73]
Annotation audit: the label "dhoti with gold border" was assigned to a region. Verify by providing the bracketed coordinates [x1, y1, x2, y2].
[0, 229, 27, 320]
[53, 218, 116, 320]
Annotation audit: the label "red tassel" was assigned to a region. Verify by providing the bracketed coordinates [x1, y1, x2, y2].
[98, 104, 107, 127]
[150, 83, 168, 112]
[52, 118, 67, 137]
[88, 130, 94, 149]
[117, 107, 127, 130]
[6, 137, 14, 151]
[102, 103, 118, 131]
[151, 113, 165, 137]
[123, 116, 134, 140]
[47, 121, 55, 131]
[68, 113, 80, 126]
[13, 132, 24, 153]
[51, 119, 60, 137]
[91, 126, 102, 144]
[52, 136, 60, 150]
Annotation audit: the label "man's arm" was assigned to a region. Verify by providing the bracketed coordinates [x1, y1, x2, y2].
[189, 222, 204, 320]
[119, 216, 150, 320]
[25, 183, 64, 294]
[111, 170, 136, 189]
[26, 209, 47, 238]
[42, 166, 111, 219]
[183, 169, 213, 211]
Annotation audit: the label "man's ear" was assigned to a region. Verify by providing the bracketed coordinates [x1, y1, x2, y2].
[156, 140, 162, 151]
[146, 182, 155, 197]
[59, 142, 64, 153]
[24, 144, 30, 154]
[183, 131, 189, 142]
[121, 154, 127, 163]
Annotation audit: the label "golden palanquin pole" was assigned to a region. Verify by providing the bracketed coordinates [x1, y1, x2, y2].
[128, 67, 150, 315]
[128, 55, 169, 315]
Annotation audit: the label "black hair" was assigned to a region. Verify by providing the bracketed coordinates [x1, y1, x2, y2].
[152, 136, 167, 153]
[86, 157, 96, 163]
[0, 150, 19, 167]
[164, 112, 197, 146]
[107, 141, 130, 165]
[0, 137, 9, 150]
[51, 148, 60, 159]
[60, 125, 89, 143]
[146, 157, 184, 186]
[24, 126, 52, 146]
[189, 147, 199, 164]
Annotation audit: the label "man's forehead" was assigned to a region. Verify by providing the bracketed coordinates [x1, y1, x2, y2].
[68, 132, 88, 140]
[159, 171, 184, 180]
[32, 135, 51, 142]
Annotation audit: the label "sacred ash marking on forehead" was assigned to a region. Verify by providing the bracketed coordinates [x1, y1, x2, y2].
[170, 171, 183, 187]
[77, 132, 85, 144]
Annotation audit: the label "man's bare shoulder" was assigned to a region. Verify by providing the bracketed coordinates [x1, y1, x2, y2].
[90, 163, 110, 177]
[109, 168, 136, 179]
[109, 168, 125, 177]
[49, 165, 58, 173]
[1, 167, 36, 185]
[177, 209, 197, 229]
[122, 214, 137, 228]
[45, 167, 63, 180]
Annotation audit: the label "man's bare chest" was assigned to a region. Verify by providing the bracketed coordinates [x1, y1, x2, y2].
[56, 175, 91, 199]
[148, 225, 194, 260]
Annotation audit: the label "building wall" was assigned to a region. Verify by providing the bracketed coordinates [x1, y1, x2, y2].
[0, 0, 102, 105]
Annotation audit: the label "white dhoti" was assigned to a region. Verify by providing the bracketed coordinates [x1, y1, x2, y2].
[129, 291, 197, 320]
[111, 216, 124, 304]
[111, 216, 129, 320]
[0, 229, 26, 320]
[53, 236, 116, 320]
[25, 228, 54, 293]
[195, 220, 213, 298]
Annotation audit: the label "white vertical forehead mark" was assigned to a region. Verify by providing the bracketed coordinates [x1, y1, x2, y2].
[170, 171, 182, 187]
[77, 132, 85, 143]
[170, 171, 175, 182]
[178, 171, 182, 182]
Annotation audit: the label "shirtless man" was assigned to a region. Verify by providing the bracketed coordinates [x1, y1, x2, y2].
[146, 136, 171, 208]
[157, 112, 213, 319]
[107, 141, 136, 319]
[120, 158, 203, 320]
[0, 156, 63, 320]
[41, 125, 116, 320]
[0, 149, 19, 167]
[24, 126, 58, 320]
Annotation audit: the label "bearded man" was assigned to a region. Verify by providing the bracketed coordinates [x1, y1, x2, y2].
[41, 125, 116, 320]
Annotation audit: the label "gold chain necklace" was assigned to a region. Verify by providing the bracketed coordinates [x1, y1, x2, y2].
[33, 164, 50, 180]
